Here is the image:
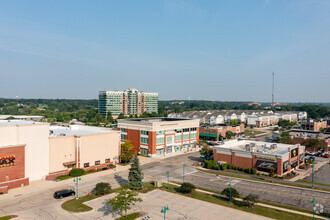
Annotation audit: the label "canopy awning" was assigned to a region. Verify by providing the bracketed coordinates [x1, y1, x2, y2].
[199, 133, 218, 138]
[63, 161, 76, 166]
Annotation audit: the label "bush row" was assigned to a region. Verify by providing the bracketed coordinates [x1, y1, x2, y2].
[204, 160, 257, 175]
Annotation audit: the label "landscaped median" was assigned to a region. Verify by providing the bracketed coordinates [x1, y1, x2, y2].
[197, 167, 330, 192]
[61, 181, 324, 220]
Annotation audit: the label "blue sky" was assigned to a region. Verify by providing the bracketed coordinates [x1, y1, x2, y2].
[0, 0, 329, 102]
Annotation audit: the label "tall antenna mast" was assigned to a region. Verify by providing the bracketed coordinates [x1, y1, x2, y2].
[272, 72, 275, 106]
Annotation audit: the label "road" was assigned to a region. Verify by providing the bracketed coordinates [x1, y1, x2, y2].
[0, 152, 329, 218]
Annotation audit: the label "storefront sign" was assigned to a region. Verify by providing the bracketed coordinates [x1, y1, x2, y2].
[0, 155, 15, 168]
[299, 154, 304, 161]
[257, 160, 277, 169]
[283, 161, 290, 170]
[256, 156, 276, 161]
[291, 148, 298, 158]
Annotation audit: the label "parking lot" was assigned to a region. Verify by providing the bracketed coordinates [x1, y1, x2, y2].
[304, 163, 330, 185]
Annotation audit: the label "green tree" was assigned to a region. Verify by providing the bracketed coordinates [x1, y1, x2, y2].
[107, 111, 115, 123]
[117, 113, 126, 119]
[93, 182, 111, 195]
[108, 185, 142, 219]
[308, 135, 321, 152]
[276, 132, 293, 144]
[226, 131, 234, 140]
[243, 194, 259, 208]
[230, 119, 239, 125]
[128, 155, 144, 190]
[221, 187, 240, 202]
[120, 141, 135, 163]
[200, 145, 213, 160]
[180, 182, 196, 194]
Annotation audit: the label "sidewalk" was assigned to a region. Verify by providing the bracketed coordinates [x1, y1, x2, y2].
[289, 161, 328, 182]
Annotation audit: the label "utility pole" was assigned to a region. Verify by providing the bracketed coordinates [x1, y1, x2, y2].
[166, 171, 169, 191]
[183, 164, 186, 183]
[161, 205, 169, 220]
[73, 177, 81, 199]
[312, 164, 314, 189]
[228, 181, 232, 205]
[272, 72, 275, 106]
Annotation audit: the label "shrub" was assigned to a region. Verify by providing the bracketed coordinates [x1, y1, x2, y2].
[109, 164, 116, 169]
[69, 168, 85, 177]
[221, 187, 240, 201]
[243, 194, 259, 208]
[227, 164, 233, 169]
[221, 164, 227, 170]
[93, 182, 112, 195]
[244, 168, 249, 174]
[214, 165, 220, 170]
[251, 168, 257, 175]
[269, 169, 275, 177]
[239, 167, 244, 172]
[180, 182, 196, 194]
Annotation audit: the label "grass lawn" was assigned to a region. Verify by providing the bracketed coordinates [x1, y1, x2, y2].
[244, 129, 265, 136]
[197, 168, 330, 192]
[296, 179, 330, 187]
[156, 183, 322, 220]
[116, 212, 142, 220]
[0, 216, 11, 220]
[56, 168, 109, 181]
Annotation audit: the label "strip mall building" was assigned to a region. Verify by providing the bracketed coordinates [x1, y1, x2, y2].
[0, 120, 120, 193]
[213, 140, 305, 176]
[117, 118, 200, 157]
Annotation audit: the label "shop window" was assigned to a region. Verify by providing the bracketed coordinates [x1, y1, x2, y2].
[95, 160, 100, 166]
[105, 158, 110, 163]
[84, 162, 90, 168]
[121, 128, 126, 132]
[141, 130, 149, 135]
[183, 128, 189, 132]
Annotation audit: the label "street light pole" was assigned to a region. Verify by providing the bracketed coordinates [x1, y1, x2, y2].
[161, 205, 169, 220]
[113, 156, 118, 172]
[312, 197, 315, 220]
[166, 171, 169, 191]
[228, 181, 232, 205]
[73, 177, 81, 200]
[183, 163, 186, 183]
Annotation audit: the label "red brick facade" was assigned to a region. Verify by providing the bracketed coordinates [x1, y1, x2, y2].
[0, 145, 29, 193]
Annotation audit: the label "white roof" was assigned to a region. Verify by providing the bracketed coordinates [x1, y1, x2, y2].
[0, 120, 45, 126]
[49, 125, 118, 137]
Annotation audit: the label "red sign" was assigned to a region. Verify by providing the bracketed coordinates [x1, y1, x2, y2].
[0, 155, 15, 168]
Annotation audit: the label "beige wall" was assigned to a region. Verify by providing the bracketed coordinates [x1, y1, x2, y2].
[80, 132, 120, 167]
[0, 123, 50, 181]
[49, 136, 75, 173]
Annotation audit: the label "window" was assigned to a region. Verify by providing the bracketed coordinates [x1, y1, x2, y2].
[156, 137, 164, 144]
[84, 162, 89, 168]
[191, 133, 197, 139]
[141, 149, 148, 156]
[183, 128, 189, 132]
[191, 127, 197, 131]
[121, 128, 126, 132]
[95, 160, 100, 165]
[105, 158, 110, 163]
[141, 130, 149, 135]
[166, 136, 173, 143]
[176, 129, 182, 133]
[157, 131, 164, 135]
[183, 134, 189, 140]
[141, 137, 149, 144]
[175, 135, 182, 142]
[121, 134, 126, 140]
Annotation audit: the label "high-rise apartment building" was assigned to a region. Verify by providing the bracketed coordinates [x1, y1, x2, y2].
[98, 88, 158, 117]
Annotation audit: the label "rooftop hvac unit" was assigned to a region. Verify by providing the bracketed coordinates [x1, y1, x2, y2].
[250, 143, 256, 147]
[270, 144, 277, 149]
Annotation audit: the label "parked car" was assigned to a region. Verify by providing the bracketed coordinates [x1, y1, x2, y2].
[309, 152, 316, 156]
[53, 189, 75, 199]
[305, 156, 315, 163]
[316, 152, 323, 157]
[324, 154, 329, 158]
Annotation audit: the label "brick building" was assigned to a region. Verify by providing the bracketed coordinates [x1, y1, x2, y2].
[213, 140, 305, 176]
[301, 119, 327, 132]
[199, 124, 245, 140]
[117, 118, 199, 157]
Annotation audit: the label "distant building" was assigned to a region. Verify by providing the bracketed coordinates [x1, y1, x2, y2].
[213, 139, 305, 176]
[199, 124, 245, 141]
[98, 88, 158, 118]
[0, 115, 43, 121]
[248, 102, 261, 106]
[301, 119, 327, 132]
[117, 118, 199, 157]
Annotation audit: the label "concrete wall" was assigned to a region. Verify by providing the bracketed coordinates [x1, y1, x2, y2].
[0, 123, 50, 181]
[49, 136, 75, 173]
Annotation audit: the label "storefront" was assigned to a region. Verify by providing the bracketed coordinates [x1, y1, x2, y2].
[256, 160, 277, 172]
[283, 160, 290, 173]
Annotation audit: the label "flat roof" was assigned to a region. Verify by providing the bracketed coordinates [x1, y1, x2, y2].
[118, 117, 192, 123]
[0, 115, 43, 120]
[49, 125, 118, 137]
[214, 139, 302, 156]
[0, 120, 45, 126]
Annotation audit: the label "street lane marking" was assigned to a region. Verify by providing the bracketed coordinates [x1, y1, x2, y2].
[182, 170, 198, 176]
